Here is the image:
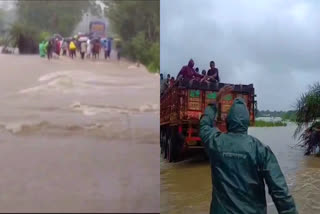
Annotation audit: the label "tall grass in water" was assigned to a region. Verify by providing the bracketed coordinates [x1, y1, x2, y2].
[252, 120, 287, 127]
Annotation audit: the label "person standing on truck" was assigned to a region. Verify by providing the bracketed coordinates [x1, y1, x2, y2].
[207, 61, 220, 82]
[199, 85, 297, 214]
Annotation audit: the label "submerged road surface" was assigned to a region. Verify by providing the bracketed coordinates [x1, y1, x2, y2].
[0, 52, 159, 212]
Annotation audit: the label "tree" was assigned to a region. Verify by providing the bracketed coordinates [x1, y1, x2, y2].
[9, 0, 102, 53]
[0, 8, 5, 33]
[104, 0, 160, 72]
[15, 0, 101, 37]
[294, 82, 320, 155]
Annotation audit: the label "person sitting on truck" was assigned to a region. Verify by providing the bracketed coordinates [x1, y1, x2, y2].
[169, 77, 175, 87]
[207, 61, 220, 82]
[166, 74, 171, 84]
[200, 69, 211, 86]
[195, 67, 199, 73]
[177, 59, 203, 83]
[199, 85, 297, 214]
[160, 73, 167, 94]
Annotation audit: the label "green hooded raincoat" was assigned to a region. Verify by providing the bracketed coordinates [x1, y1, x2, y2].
[200, 98, 297, 214]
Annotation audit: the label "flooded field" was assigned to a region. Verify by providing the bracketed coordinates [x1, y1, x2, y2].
[0, 52, 159, 212]
[161, 124, 320, 214]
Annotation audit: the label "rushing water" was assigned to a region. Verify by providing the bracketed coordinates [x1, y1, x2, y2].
[161, 123, 320, 214]
[0, 52, 159, 212]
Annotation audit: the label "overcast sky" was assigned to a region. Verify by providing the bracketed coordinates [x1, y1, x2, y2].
[161, 0, 320, 111]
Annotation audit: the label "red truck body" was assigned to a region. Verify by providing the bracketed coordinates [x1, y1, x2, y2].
[160, 81, 256, 162]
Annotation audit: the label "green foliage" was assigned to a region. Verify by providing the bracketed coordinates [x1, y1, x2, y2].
[296, 121, 320, 155]
[281, 110, 297, 122]
[252, 120, 287, 127]
[9, 22, 38, 45]
[294, 82, 320, 138]
[293, 82, 320, 155]
[146, 41, 160, 73]
[105, 0, 160, 72]
[15, 0, 101, 37]
[38, 31, 51, 42]
[0, 8, 4, 33]
[8, 0, 101, 53]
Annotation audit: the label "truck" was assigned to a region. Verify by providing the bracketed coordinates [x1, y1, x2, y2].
[89, 21, 106, 38]
[160, 80, 256, 162]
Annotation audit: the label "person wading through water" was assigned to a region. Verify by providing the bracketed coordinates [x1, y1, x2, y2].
[69, 40, 76, 59]
[80, 41, 87, 60]
[46, 40, 53, 60]
[200, 85, 297, 214]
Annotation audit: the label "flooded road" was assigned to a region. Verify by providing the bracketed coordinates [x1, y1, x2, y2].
[161, 124, 320, 214]
[0, 52, 159, 212]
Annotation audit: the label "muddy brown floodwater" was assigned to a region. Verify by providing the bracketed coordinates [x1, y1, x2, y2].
[0, 51, 159, 213]
[161, 123, 320, 214]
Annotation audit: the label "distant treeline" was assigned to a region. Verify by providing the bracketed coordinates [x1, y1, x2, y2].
[256, 110, 297, 122]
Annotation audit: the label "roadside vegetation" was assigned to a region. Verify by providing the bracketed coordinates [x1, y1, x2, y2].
[104, 0, 160, 73]
[294, 82, 320, 155]
[6, 0, 100, 54]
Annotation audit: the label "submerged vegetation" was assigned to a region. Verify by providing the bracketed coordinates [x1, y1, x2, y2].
[252, 120, 287, 127]
[294, 82, 320, 155]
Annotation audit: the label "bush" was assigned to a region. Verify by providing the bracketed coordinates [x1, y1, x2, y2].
[9, 23, 40, 54]
[38, 31, 51, 42]
[147, 42, 160, 73]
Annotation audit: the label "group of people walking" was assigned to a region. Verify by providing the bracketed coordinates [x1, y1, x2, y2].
[39, 35, 121, 61]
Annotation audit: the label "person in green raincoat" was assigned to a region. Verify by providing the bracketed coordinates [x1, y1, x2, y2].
[39, 41, 46, 57]
[200, 85, 297, 214]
